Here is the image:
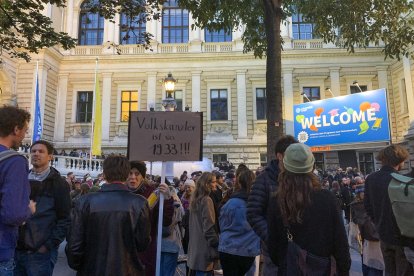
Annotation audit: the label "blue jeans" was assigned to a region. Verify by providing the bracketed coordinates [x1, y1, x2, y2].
[14, 249, 58, 276]
[0, 259, 14, 276]
[160, 252, 178, 276]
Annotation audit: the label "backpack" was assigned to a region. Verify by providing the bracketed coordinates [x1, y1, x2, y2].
[388, 173, 414, 238]
[0, 149, 21, 163]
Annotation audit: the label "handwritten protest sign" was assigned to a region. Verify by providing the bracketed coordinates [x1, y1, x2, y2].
[127, 111, 203, 161]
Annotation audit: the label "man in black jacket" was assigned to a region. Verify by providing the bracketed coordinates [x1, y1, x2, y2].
[66, 156, 151, 276]
[247, 135, 298, 274]
[364, 144, 413, 275]
[14, 140, 71, 276]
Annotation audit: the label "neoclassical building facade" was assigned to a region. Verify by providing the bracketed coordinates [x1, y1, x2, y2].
[1, 0, 414, 173]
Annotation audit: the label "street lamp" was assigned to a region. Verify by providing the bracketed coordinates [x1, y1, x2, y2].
[353, 80, 363, 92]
[162, 72, 177, 111]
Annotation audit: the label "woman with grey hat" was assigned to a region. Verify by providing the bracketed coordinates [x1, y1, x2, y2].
[267, 143, 351, 275]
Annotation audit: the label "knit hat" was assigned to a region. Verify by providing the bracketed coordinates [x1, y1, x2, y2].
[184, 179, 195, 188]
[130, 161, 147, 177]
[283, 143, 315, 173]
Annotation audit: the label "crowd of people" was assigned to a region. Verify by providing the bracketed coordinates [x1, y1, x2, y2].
[1, 105, 414, 276]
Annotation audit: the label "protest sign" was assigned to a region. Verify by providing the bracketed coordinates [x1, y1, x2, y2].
[128, 111, 203, 161]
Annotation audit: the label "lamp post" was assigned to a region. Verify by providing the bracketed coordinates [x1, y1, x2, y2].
[162, 72, 177, 111]
[156, 72, 177, 276]
[353, 80, 363, 92]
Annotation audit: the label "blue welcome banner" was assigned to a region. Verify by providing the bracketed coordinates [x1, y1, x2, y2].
[293, 89, 390, 147]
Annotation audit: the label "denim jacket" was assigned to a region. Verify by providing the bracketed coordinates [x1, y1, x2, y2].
[219, 191, 260, 257]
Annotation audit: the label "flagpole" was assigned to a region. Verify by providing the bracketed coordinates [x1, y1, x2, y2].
[90, 58, 98, 169]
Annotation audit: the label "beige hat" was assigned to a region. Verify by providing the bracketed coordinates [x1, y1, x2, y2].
[283, 143, 315, 174]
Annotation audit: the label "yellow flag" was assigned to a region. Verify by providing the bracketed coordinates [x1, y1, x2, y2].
[92, 74, 102, 156]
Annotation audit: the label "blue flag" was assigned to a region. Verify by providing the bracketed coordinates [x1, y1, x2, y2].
[32, 72, 42, 143]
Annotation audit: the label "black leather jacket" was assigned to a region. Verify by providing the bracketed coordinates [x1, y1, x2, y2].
[17, 167, 71, 251]
[66, 183, 151, 276]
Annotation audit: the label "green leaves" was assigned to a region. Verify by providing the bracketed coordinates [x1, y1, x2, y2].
[0, 0, 76, 61]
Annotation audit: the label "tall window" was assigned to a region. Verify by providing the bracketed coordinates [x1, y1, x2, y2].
[256, 88, 267, 120]
[292, 12, 316, 40]
[172, 90, 183, 111]
[359, 152, 374, 175]
[205, 28, 232, 42]
[162, 0, 189, 43]
[350, 85, 368, 94]
[120, 13, 146, 44]
[303, 87, 320, 102]
[260, 153, 267, 167]
[78, 0, 104, 45]
[76, 91, 93, 123]
[121, 91, 138, 122]
[210, 89, 228, 120]
[313, 153, 325, 171]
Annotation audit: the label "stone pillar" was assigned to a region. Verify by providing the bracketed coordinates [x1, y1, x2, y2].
[376, 66, 388, 91]
[236, 70, 248, 138]
[66, 0, 74, 36]
[147, 72, 157, 110]
[329, 67, 340, 96]
[283, 69, 294, 135]
[54, 74, 69, 141]
[102, 73, 112, 141]
[191, 71, 202, 112]
[403, 58, 414, 123]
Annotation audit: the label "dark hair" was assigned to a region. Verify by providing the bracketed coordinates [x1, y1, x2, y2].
[274, 135, 299, 154]
[67, 172, 74, 177]
[80, 183, 90, 195]
[130, 161, 147, 177]
[277, 170, 321, 224]
[235, 169, 255, 195]
[103, 156, 131, 183]
[0, 106, 31, 137]
[31, 140, 54, 154]
[236, 163, 249, 177]
[376, 144, 409, 167]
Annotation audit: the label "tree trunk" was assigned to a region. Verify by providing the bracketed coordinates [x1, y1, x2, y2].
[263, 0, 284, 164]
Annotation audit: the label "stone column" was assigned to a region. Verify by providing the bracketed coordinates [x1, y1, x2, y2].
[102, 73, 112, 142]
[403, 59, 414, 123]
[283, 69, 294, 135]
[191, 71, 202, 112]
[66, 0, 74, 37]
[329, 67, 340, 96]
[54, 74, 69, 141]
[147, 72, 157, 110]
[236, 70, 248, 138]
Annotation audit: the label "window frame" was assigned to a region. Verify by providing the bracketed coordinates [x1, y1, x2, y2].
[291, 12, 316, 40]
[255, 87, 267, 120]
[119, 13, 147, 45]
[213, 153, 228, 163]
[210, 89, 229, 121]
[78, 0, 104, 46]
[358, 152, 374, 175]
[76, 91, 93, 123]
[313, 152, 325, 171]
[120, 90, 139, 122]
[204, 28, 232, 42]
[162, 0, 189, 43]
[303, 86, 321, 102]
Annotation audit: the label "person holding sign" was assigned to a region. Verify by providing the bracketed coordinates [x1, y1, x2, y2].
[127, 161, 174, 276]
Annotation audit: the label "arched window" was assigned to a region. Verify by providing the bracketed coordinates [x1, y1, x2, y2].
[78, 0, 104, 45]
[162, 0, 189, 43]
[120, 13, 146, 44]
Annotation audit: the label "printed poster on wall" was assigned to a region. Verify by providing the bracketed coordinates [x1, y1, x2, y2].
[128, 111, 203, 161]
[293, 88, 390, 147]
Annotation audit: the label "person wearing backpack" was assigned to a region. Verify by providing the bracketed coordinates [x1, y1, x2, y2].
[0, 106, 36, 276]
[364, 144, 414, 275]
[267, 143, 351, 275]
